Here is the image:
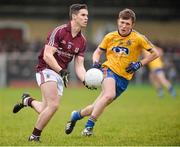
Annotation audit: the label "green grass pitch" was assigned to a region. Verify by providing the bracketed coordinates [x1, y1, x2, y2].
[0, 84, 180, 146]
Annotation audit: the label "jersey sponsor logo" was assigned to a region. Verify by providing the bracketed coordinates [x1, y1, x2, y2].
[56, 50, 73, 58]
[112, 46, 129, 55]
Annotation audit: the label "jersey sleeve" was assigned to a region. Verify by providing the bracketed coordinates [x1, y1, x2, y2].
[46, 27, 64, 48]
[98, 34, 110, 50]
[139, 34, 154, 51]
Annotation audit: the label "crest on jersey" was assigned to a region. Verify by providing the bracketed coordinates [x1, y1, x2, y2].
[67, 42, 73, 49]
[74, 48, 79, 53]
[67, 44, 72, 49]
[126, 40, 132, 46]
[112, 46, 129, 55]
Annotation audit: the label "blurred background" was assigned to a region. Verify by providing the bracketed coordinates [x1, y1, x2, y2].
[0, 0, 179, 87]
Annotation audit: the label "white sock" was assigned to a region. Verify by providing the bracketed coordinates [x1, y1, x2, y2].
[23, 97, 30, 106]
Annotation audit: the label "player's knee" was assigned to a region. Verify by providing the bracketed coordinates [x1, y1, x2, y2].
[48, 97, 60, 111]
[87, 105, 94, 115]
[102, 94, 114, 104]
[50, 102, 59, 112]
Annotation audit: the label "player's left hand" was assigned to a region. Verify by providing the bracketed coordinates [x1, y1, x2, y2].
[92, 61, 101, 69]
[59, 69, 70, 88]
[126, 61, 142, 74]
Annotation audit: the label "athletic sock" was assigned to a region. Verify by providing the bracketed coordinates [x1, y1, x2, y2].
[168, 86, 176, 97]
[24, 97, 35, 107]
[85, 115, 97, 128]
[31, 127, 42, 138]
[157, 88, 163, 97]
[71, 110, 83, 121]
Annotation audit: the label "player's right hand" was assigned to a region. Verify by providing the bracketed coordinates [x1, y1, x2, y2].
[59, 69, 70, 88]
[83, 81, 97, 90]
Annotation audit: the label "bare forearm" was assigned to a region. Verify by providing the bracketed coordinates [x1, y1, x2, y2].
[44, 55, 62, 73]
[141, 48, 159, 66]
[76, 66, 86, 82]
[43, 45, 62, 73]
[43, 54, 62, 73]
[74, 56, 86, 82]
[92, 52, 100, 63]
[92, 47, 103, 63]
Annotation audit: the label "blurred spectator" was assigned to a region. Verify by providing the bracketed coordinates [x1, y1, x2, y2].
[0, 38, 180, 84]
[144, 47, 177, 98]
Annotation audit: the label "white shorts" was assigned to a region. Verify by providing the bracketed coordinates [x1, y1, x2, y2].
[36, 68, 64, 96]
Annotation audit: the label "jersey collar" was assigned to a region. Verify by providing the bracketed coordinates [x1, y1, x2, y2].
[118, 29, 132, 37]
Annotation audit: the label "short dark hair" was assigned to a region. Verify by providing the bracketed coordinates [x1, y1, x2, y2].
[69, 4, 88, 19]
[119, 8, 136, 23]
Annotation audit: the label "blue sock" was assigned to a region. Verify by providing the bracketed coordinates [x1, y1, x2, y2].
[85, 116, 96, 128]
[71, 111, 83, 121]
[157, 88, 163, 97]
[168, 86, 176, 97]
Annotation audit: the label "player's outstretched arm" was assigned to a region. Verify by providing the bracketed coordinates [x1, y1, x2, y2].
[126, 47, 159, 74]
[92, 47, 104, 65]
[74, 55, 86, 82]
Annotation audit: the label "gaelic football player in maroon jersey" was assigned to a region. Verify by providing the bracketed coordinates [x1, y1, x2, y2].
[13, 3, 92, 141]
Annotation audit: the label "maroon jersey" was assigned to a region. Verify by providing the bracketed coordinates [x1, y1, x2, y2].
[36, 22, 86, 72]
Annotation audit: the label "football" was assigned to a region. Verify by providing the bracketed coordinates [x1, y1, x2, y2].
[85, 68, 103, 87]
